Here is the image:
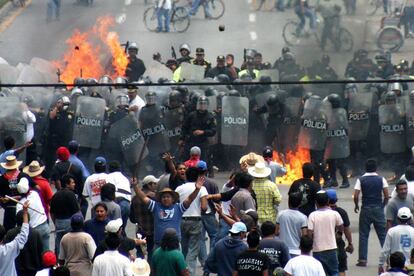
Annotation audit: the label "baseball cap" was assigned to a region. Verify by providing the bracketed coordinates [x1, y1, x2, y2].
[142, 175, 159, 186]
[326, 189, 338, 203]
[197, 160, 208, 171]
[196, 48, 205, 54]
[262, 146, 273, 158]
[42, 251, 57, 267]
[217, 55, 225, 61]
[68, 140, 79, 149]
[105, 218, 123, 233]
[95, 156, 106, 166]
[398, 207, 412, 220]
[229, 222, 247, 234]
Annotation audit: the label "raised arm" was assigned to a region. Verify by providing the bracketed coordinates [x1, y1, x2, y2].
[131, 178, 151, 205]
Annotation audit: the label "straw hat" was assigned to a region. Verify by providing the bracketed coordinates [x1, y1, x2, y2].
[239, 152, 265, 167]
[0, 155, 23, 170]
[23, 161, 45, 177]
[157, 187, 179, 202]
[131, 258, 151, 276]
[248, 162, 271, 178]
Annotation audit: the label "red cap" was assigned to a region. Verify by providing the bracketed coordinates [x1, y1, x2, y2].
[56, 147, 70, 161]
[42, 251, 57, 267]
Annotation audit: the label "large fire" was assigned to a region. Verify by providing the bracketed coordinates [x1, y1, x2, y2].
[273, 148, 311, 184]
[53, 16, 128, 84]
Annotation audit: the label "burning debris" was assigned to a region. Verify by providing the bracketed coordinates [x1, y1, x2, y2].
[53, 16, 128, 84]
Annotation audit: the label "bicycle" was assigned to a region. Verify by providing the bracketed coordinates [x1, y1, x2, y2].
[186, 0, 225, 20]
[282, 14, 353, 52]
[143, 1, 190, 33]
[251, 0, 275, 11]
[12, 0, 27, 7]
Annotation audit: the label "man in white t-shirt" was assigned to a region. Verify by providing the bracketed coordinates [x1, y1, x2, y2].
[284, 235, 326, 276]
[127, 88, 145, 119]
[175, 167, 208, 276]
[82, 157, 109, 206]
[106, 160, 132, 230]
[308, 190, 343, 276]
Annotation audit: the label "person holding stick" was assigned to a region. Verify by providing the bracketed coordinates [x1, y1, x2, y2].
[0, 200, 30, 276]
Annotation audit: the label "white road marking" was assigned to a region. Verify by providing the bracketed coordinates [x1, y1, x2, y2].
[249, 13, 256, 23]
[250, 31, 257, 40]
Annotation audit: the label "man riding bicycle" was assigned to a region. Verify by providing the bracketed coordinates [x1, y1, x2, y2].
[294, 0, 316, 35]
[188, 0, 212, 19]
[318, 1, 342, 50]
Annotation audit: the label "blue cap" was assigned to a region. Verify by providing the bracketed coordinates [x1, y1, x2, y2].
[95, 156, 106, 166]
[197, 160, 208, 171]
[229, 222, 247, 234]
[326, 189, 337, 203]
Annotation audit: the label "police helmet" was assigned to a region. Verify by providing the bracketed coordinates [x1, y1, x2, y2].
[73, 77, 85, 87]
[99, 75, 112, 84]
[145, 91, 157, 105]
[204, 87, 218, 97]
[266, 94, 279, 106]
[215, 74, 230, 84]
[71, 87, 83, 98]
[385, 91, 397, 104]
[115, 95, 129, 108]
[128, 42, 138, 52]
[197, 95, 209, 111]
[327, 93, 342, 109]
[179, 43, 191, 53]
[228, 90, 241, 97]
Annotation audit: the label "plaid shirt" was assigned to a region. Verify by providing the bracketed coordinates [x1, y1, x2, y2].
[130, 189, 155, 236]
[252, 178, 282, 223]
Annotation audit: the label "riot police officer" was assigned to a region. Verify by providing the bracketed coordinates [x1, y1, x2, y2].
[164, 90, 185, 157]
[309, 54, 338, 80]
[177, 43, 194, 65]
[179, 96, 217, 164]
[375, 53, 394, 79]
[43, 96, 73, 175]
[125, 43, 146, 82]
[345, 49, 376, 80]
[206, 55, 234, 81]
[192, 48, 211, 76]
[324, 94, 350, 188]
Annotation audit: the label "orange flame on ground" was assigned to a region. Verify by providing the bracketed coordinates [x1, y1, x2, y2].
[273, 148, 311, 184]
[53, 16, 128, 84]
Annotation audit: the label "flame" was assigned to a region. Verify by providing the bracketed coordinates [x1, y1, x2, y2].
[273, 148, 311, 184]
[53, 16, 128, 84]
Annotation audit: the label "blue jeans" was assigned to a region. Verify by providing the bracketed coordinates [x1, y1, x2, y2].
[313, 249, 339, 276]
[47, 0, 61, 20]
[217, 217, 230, 241]
[157, 8, 171, 32]
[358, 206, 386, 262]
[116, 198, 130, 234]
[35, 221, 51, 251]
[181, 219, 202, 276]
[188, 0, 212, 17]
[294, 6, 316, 35]
[54, 218, 71, 255]
[199, 213, 218, 264]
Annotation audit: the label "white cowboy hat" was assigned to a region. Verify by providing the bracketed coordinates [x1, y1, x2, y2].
[248, 162, 271, 178]
[23, 161, 45, 177]
[131, 258, 151, 276]
[0, 155, 23, 170]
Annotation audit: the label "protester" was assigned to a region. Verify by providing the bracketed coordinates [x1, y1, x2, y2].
[82, 156, 109, 207]
[276, 192, 308, 257]
[35, 251, 57, 276]
[380, 252, 409, 276]
[99, 183, 121, 220]
[262, 146, 287, 183]
[0, 201, 30, 276]
[234, 230, 271, 276]
[205, 221, 248, 276]
[353, 159, 389, 266]
[84, 202, 110, 246]
[284, 236, 326, 276]
[387, 180, 414, 229]
[68, 140, 90, 180]
[58, 214, 96, 276]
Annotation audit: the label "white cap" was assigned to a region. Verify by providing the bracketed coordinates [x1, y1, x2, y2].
[398, 207, 412, 220]
[131, 258, 151, 276]
[105, 218, 123, 233]
[17, 177, 29, 194]
[142, 175, 159, 186]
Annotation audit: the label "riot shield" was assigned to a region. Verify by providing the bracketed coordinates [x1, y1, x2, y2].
[30, 57, 58, 84]
[107, 114, 148, 166]
[279, 97, 302, 152]
[379, 104, 406, 154]
[207, 95, 219, 145]
[180, 63, 205, 81]
[144, 61, 173, 82]
[324, 108, 350, 159]
[139, 105, 170, 156]
[406, 100, 414, 148]
[72, 96, 106, 149]
[16, 65, 46, 85]
[255, 90, 275, 108]
[348, 92, 373, 141]
[108, 88, 127, 110]
[164, 107, 183, 153]
[0, 98, 26, 153]
[259, 69, 279, 81]
[0, 64, 19, 84]
[298, 97, 328, 151]
[221, 96, 249, 146]
[147, 86, 171, 106]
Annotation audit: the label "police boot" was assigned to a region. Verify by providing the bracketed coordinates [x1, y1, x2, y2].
[339, 180, 350, 189]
